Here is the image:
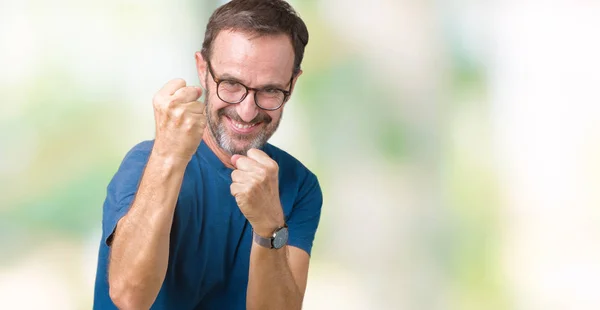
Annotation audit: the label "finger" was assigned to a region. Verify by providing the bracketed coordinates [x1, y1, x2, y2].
[173, 86, 202, 104]
[246, 148, 274, 167]
[182, 112, 206, 129]
[231, 169, 253, 183]
[232, 155, 262, 172]
[230, 182, 246, 198]
[231, 154, 242, 167]
[160, 78, 187, 96]
[181, 101, 206, 114]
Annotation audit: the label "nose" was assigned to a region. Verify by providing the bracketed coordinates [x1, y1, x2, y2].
[235, 92, 259, 123]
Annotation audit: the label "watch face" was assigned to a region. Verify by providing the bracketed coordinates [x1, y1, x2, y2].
[272, 227, 289, 249]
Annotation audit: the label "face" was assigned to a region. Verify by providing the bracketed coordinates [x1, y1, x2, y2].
[195, 30, 300, 155]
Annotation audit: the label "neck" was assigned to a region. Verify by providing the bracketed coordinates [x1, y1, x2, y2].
[203, 129, 235, 169]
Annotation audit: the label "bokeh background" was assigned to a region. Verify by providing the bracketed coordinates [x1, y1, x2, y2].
[1, 0, 600, 309]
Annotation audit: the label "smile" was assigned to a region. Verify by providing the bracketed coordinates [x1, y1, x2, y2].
[225, 116, 261, 134]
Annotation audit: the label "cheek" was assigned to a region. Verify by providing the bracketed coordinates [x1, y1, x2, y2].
[207, 95, 229, 116]
[266, 110, 281, 125]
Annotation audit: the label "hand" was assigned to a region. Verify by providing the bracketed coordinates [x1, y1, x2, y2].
[230, 149, 284, 237]
[152, 78, 206, 164]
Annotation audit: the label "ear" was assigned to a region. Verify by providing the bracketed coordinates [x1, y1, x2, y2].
[285, 69, 303, 103]
[195, 51, 208, 90]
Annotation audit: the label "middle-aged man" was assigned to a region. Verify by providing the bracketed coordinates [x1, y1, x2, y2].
[93, 0, 323, 309]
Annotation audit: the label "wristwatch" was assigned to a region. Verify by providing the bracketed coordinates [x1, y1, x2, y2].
[253, 224, 289, 249]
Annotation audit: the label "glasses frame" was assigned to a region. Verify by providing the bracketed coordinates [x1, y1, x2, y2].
[206, 60, 293, 111]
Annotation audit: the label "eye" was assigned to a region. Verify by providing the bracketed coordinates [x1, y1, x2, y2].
[220, 80, 244, 92]
[263, 88, 280, 94]
[261, 88, 284, 99]
[222, 80, 239, 87]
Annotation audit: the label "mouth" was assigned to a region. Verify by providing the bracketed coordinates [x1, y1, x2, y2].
[225, 116, 262, 134]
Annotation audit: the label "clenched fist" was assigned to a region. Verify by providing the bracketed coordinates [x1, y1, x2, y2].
[152, 78, 206, 163]
[230, 149, 285, 237]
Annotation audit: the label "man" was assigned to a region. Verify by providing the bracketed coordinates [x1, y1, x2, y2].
[93, 1, 322, 309]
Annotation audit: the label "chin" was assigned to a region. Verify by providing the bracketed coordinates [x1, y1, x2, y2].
[218, 133, 264, 156]
[228, 141, 251, 155]
[232, 139, 265, 155]
[210, 118, 275, 156]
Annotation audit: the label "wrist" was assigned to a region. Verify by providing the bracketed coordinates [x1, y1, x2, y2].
[252, 222, 289, 250]
[148, 152, 189, 178]
[252, 219, 285, 238]
[150, 149, 190, 170]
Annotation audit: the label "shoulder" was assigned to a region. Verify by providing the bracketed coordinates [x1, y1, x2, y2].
[122, 140, 154, 161]
[264, 144, 315, 175]
[108, 140, 155, 194]
[263, 143, 320, 192]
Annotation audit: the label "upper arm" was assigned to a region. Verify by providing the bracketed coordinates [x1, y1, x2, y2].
[285, 171, 323, 255]
[287, 246, 311, 296]
[103, 141, 153, 246]
[284, 171, 323, 296]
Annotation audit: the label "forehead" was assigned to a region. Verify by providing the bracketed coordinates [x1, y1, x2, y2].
[210, 30, 295, 84]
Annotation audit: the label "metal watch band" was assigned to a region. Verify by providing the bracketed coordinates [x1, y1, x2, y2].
[253, 230, 273, 248]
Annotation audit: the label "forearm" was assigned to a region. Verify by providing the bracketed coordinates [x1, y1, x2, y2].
[247, 244, 303, 310]
[108, 152, 187, 309]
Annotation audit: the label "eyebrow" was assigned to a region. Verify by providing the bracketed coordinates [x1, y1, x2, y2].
[218, 72, 289, 90]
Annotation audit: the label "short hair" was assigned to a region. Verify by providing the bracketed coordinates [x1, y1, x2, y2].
[201, 0, 309, 76]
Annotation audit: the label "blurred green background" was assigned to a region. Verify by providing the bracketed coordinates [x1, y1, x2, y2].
[1, 0, 599, 309]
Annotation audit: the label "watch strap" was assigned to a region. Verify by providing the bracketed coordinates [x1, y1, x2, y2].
[253, 230, 273, 248]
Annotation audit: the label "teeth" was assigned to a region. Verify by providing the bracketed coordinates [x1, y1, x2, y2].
[232, 119, 255, 129]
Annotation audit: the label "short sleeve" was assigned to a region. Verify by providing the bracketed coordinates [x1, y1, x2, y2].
[286, 171, 323, 256]
[102, 141, 153, 246]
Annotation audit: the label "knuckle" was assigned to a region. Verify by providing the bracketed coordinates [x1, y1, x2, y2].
[167, 98, 178, 108]
[184, 117, 197, 131]
[178, 86, 196, 99]
[153, 94, 166, 107]
[257, 169, 267, 181]
[164, 98, 176, 110]
[170, 107, 184, 120]
[173, 78, 186, 85]
[169, 78, 186, 91]
[176, 86, 190, 97]
[267, 161, 278, 171]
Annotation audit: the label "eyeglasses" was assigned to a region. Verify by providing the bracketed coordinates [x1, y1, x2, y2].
[206, 60, 293, 111]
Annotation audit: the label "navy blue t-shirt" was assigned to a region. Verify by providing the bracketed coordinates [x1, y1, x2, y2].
[93, 140, 323, 309]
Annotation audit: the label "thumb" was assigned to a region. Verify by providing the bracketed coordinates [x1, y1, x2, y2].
[231, 154, 242, 168]
[195, 86, 203, 98]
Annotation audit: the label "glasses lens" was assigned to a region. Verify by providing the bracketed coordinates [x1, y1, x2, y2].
[218, 80, 246, 103]
[256, 89, 285, 110]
